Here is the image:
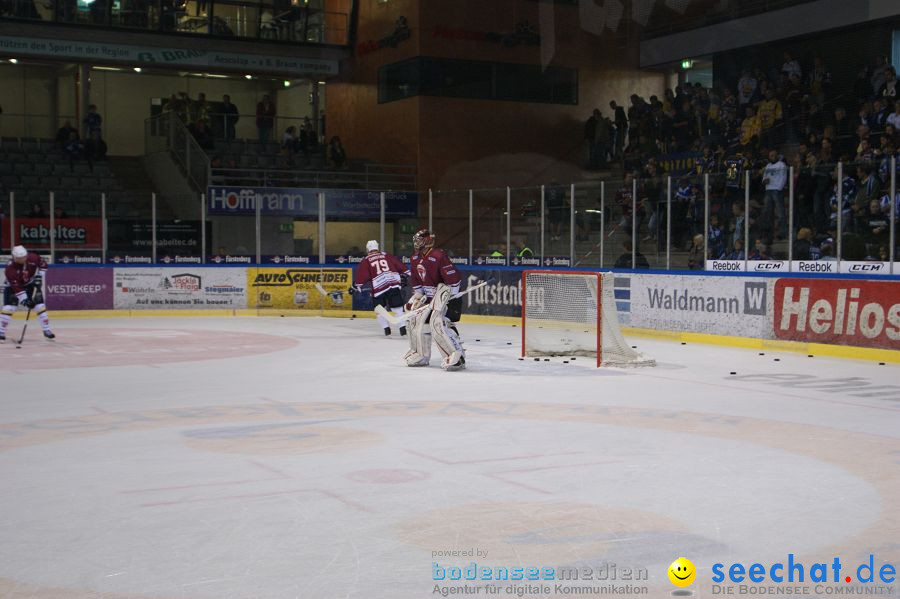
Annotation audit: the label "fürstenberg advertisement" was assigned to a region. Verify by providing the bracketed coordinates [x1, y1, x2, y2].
[114, 268, 246, 309]
[615, 274, 774, 338]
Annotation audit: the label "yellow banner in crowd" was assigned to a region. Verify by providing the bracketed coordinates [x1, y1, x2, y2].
[246, 268, 352, 311]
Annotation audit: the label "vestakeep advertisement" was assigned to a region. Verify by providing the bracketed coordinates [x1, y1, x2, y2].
[247, 267, 352, 311]
[114, 268, 246, 309]
[45, 268, 114, 310]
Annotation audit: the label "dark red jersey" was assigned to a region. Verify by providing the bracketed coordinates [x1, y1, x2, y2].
[354, 251, 407, 297]
[409, 248, 460, 298]
[4, 252, 47, 295]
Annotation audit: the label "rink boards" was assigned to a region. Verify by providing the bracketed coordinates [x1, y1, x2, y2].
[8, 265, 900, 357]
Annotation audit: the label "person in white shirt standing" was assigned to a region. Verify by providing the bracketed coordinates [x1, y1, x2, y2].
[761, 149, 788, 242]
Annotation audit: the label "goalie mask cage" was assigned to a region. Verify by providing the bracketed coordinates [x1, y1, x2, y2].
[521, 271, 655, 367]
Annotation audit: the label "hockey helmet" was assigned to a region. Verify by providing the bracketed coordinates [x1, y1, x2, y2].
[12, 245, 27, 262]
[366, 240, 379, 253]
[413, 229, 434, 251]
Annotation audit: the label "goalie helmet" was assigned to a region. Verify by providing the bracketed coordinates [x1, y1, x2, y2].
[413, 229, 434, 251]
[366, 240, 379, 253]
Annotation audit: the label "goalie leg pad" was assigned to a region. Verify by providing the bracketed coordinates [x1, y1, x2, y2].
[404, 294, 432, 366]
[404, 311, 432, 366]
[431, 284, 465, 371]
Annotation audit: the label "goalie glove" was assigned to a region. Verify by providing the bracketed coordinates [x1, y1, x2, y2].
[405, 292, 426, 312]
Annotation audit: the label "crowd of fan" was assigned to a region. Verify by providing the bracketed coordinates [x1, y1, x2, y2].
[584, 52, 899, 265]
[55, 104, 108, 167]
[165, 91, 347, 171]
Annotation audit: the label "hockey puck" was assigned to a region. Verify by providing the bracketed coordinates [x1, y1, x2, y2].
[879, 362, 886, 366]
[476, 339, 480, 342]
[808, 354, 814, 357]
[351, 314, 356, 319]
[506, 342, 512, 345]
[681, 342, 686, 345]
[774, 358, 780, 362]
[758, 352, 765, 356]
[571, 358, 576, 361]
[518, 358, 523, 361]
[534, 358, 540, 361]
[631, 345, 637, 349]
[563, 361, 569, 364]
[730, 371, 736, 375]
[544, 359, 550, 362]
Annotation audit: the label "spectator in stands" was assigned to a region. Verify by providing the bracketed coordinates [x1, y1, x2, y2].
[757, 88, 783, 147]
[855, 164, 882, 212]
[725, 238, 745, 260]
[879, 67, 898, 100]
[54, 206, 69, 219]
[860, 199, 890, 248]
[738, 69, 758, 109]
[871, 55, 890, 98]
[299, 117, 315, 163]
[613, 239, 649, 269]
[687, 234, 705, 269]
[761, 149, 788, 241]
[584, 109, 600, 168]
[808, 56, 831, 105]
[56, 121, 77, 147]
[282, 126, 300, 163]
[83, 104, 102, 137]
[708, 213, 725, 259]
[256, 95, 276, 144]
[819, 239, 837, 261]
[328, 135, 347, 169]
[220, 95, 239, 140]
[781, 52, 801, 80]
[888, 101, 900, 130]
[63, 130, 85, 164]
[191, 92, 211, 126]
[739, 106, 761, 150]
[188, 119, 214, 150]
[28, 203, 46, 218]
[871, 99, 889, 131]
[610, 100, 628, 159]
[85, 130, 107, 162]
[748, 238, 772, 261]
[546, 181, 567, 242]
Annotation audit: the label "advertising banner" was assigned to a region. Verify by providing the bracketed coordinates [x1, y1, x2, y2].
[0, 36, 338, 75]
[45, 268, 114, 310]
[247, 267, 351, 311]
[114, 268, 246, 309]
[460, 269, 525, 317]
[107, 221, 205, 256]
[774, 279, 900, 350]
[616, 273, 773, 337]
[207, 187, 418, 218]
[1, 218, 102, 249]
[707, 260, 900, 274]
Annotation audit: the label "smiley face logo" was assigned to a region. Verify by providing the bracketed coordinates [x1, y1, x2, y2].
[668, 557, 696, 587]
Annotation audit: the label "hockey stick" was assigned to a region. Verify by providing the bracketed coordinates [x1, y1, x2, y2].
[15, 289, 35, 349]
[314, 283, 329, 297]
[375, 278, 495, 325]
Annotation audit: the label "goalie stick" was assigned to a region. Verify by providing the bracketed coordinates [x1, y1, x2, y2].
[374, 278, 495, 325]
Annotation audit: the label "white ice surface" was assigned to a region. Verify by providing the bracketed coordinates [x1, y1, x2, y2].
[0, 316, 898, 599]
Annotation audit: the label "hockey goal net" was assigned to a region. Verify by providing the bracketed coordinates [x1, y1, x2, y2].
[522, 271, 654, 367]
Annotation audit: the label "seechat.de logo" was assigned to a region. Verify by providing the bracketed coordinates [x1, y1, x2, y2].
[668, 557, 696, 587]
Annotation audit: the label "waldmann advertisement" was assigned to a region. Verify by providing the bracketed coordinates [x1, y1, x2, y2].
[114, 268, 246, 309]
[623, 274, 774, 338]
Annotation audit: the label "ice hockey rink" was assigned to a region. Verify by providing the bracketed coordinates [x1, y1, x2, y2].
[0, 315, 898, 599]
